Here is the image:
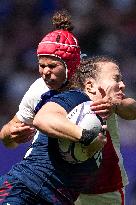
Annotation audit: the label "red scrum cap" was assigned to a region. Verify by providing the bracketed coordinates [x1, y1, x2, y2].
[37, 11, 81, 80]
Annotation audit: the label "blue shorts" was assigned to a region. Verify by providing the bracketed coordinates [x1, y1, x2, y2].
[0, 174, 78, 205]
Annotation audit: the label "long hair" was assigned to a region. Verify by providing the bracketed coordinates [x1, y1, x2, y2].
[59, 55, 119, 92]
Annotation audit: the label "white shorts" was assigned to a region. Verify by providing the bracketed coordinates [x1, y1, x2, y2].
[75, 188, 125, 205]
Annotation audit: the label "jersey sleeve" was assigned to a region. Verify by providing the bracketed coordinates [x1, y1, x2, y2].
[16, 78, 49, 124]
[16, 88, 35, 124]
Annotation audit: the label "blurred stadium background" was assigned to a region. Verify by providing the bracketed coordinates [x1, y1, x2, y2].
[0, 0, 136, 204]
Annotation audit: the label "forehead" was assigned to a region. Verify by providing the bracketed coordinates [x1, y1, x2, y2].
[97, 62, 121, 76]
[38, 55, 63, 64]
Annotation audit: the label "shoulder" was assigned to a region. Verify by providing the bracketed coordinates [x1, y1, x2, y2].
[53, 89, 88, 100]
[23, 78, 49, 103]
[29, 78, 48, 92]
[49, 90, 90, 113]
[18, 78, 49, 112]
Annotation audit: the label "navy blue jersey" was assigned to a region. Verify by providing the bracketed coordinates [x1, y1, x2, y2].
[34, 89, 59, 114]
[9, 90, 102, 201]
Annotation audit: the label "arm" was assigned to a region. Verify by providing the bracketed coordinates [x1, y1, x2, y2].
[91, 86, 136, 120]
[0, 79, 45, 148]
[0, 115, 20, 148]
[116, 98, 136, 120]
[33, 102, 82, 142]
[0, 115, 35, 148]
[33, 101, 107, 155]
[91, 97, 136, 120]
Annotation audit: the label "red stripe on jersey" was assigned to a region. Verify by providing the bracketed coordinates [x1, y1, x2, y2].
[0, 192, 9, 197]
[118, 188, 125, 205]
[0, 180, 12, 199]
[4, 181, 12, 189]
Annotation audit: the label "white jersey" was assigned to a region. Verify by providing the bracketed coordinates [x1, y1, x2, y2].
[107, 114, 128, 188]
[16, 77, 49, 124]
[79, 113, 128, 194]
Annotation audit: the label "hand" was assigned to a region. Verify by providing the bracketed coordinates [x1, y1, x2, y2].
[86, 124, 107, 158]
[91, 86, 118, 120]
[9, 122, 36, 144]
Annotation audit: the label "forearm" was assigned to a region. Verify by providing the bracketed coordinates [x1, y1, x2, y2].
[0, 115, 19, 140]
[33, 113, 82, 142]
[0, 123, 18, 148]
[1, 118, 36, 148]
[0, 116, 16, 141]
[116, 98, 136, 120]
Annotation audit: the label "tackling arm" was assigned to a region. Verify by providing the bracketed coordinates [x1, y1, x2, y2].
[91, 86, 136, 120]
[0, 115, 22, 148]
[116, 98, 136, 120]
[0, 115, 35, 148]
[0, 79, 44, 148]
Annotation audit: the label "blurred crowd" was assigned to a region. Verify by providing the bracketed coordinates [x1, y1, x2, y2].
[0, 0, 136, 204]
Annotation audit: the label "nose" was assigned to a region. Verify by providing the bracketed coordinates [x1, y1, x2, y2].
[119, 81, 125, 91]
[42, 66, 51, 76]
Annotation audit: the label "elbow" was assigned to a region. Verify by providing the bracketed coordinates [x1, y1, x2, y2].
[33, 114, 49, 133]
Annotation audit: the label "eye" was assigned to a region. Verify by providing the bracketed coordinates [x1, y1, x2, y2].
[39, 63, 57, 69]
[39, 64, 46, 69]
[114, 75, 122, 82]
[48, 64, 56, 69]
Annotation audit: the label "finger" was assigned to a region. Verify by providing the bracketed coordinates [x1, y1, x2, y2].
[98, 133, 107, 143]
[11, 128, 36, 137]
[92, 109, 110, 114]
[105, 85, 114, 96]
[15, 123, 34, 129]
[98, 86, 106, 98]
[18, 125, 35, 130]
[101, 124, 107, 130]
[15, 126, 35, 132]
[19, 127, 35, 132]
[91, 101, 106, 107]
[91, 109, 110, 119]
[91, 104, 110, 111]
[15, 122, 26, 128]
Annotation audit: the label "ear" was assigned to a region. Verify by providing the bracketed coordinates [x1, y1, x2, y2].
[84, 78, 96, 94]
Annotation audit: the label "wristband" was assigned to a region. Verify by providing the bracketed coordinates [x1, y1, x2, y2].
[79, 129, 98, 146]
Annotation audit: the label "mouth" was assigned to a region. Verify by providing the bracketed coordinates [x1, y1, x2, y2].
[44, 78, 57, 89]
[116, 93, 125, 99]
[44, 78, 55, 84]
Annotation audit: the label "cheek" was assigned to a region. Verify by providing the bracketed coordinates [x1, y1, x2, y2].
[101, 80, 117, 90]
[110, 82, 120, 91]
[104, 83, 120, 97]
[39, 68, 43, 75]
[54, 68, 66, 78]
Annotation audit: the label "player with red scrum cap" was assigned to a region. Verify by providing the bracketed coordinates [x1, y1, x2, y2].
[0, 10, 81, 147]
